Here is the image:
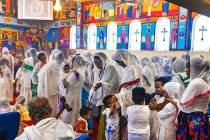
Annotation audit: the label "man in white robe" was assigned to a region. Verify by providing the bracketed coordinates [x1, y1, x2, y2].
[37, 52, 65, 117]
[15, 97, 75, 140]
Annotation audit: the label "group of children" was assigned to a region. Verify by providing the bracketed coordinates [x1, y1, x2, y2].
[75, 87, 151, 140]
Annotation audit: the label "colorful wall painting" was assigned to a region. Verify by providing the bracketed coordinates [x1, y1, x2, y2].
[54, 0, 77, 20]
[117, 25, 129, 49]
[142, 0, 163, 17]
[97, 26, 107, 50]
[83, 3, 102, 23]
[177, 7, 188, 50]
[58, 27, 70, 56]
[141, 22, 155, 50]
[0, 25, 61, 58]
[0, 0, 16, 17]
[170, 21, 178, 50]
[82, 27, 88, 49]
[102, 2, 115, 21]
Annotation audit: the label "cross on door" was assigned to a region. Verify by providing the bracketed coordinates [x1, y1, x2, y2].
[92, 32, 96, 42]
[199, 26, 207, 41]
[161, 28, 167, 42]
[134, 29, 140, 42]
[112, 32, 116, 43]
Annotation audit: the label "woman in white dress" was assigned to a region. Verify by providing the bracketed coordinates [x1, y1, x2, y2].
[157, 82, 184, 140]
[61, 55, 86, 127]
[112, 50, 143, 93]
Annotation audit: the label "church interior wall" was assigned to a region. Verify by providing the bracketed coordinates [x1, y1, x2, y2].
[0, 0, 209, 59]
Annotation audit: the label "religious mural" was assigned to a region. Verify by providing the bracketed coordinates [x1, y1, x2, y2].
[0, 0, 16, 17]
[141, 23, 155, 50]
[58, 27, 70, 56]
[0, 25, 65, 58]
[97, 26, 107, 50]
[54, 0, 77, 20]
[82, 27, 88, 49]
[170, 21, 178, 50]
[117, 25, 129, 49]
[82, 0, 183, 51]
[102, 2, 115, 21]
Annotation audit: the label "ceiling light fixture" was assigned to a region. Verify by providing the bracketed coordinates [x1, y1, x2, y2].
[54, 0, 62, 11]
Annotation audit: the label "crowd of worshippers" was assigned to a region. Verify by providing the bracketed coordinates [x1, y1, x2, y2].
[0, 47, 209, 140]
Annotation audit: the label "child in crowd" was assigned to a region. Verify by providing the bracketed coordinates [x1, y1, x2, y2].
[15, 96, 31, 122]
[59, 62, 71, 97]
[126, 87, 150, 140]
[102, 95, 120, 140]
[75, 107, 93, 139]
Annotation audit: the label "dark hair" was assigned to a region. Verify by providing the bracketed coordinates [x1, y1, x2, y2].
[37, 52, 46, 61]
[155, 77, 169, 86]
[132, 87, 146, 105]
[28, 97, 52, 121]
[103, 95, 113, 107]
[79, 107, 91, 117]
[94, 56, 101, 61]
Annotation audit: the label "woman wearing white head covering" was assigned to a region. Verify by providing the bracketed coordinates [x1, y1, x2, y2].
[140, 57, 156, 94]
[89, 52, 120, 107]
[61, 55, 86, 127]
[83, 52, 94, 88]
[0, 66, 13, 103]
[177, 55, 210, 140]
[88, 52, 120, 140]
[31, 52, 47, 97]
[48, 49, 61, 62]
[0, 97, 16, 113]
[1, 47, 14, 76]
[157, 82, 184, 140]
[112, 50, 143, 92]
[37, 52, 65, 117]
[21, 48, 38, 104]
[172, 58, 190, 88]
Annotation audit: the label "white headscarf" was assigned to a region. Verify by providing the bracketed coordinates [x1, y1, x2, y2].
[112, 50, 143, 78]
[2, 47, 9, 54]
[93, 52, 107, 69]
[173, 58, 186, 73]
[178, 78, 210, 113]
[158, 82, 184, 129]
[190, 55, 209, 80]
[163, 82, 184, 100]
[72, 55, 86, 69]
[158, 55, 173, 77]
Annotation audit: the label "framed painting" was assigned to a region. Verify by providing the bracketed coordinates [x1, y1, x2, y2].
[18, 0, 53, 20]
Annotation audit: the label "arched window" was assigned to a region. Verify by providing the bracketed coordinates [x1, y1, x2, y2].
[191, 14, 210, 52]
[69, 25, 76, 49]
[87, 23, 97, 50]
[107, 22, 117, 50]
[155, 17, 170, 51]
[129, 20, 142, 50]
